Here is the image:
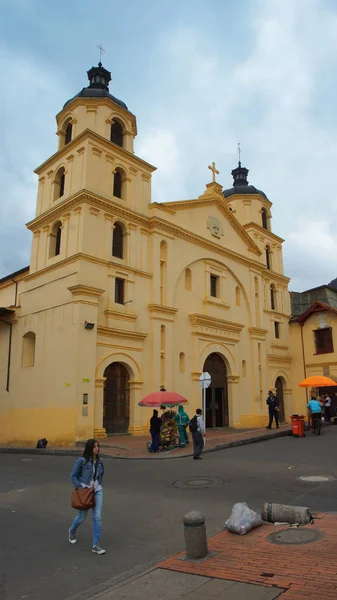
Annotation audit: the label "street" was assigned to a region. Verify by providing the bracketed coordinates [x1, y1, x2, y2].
[1, 426, 337, 600]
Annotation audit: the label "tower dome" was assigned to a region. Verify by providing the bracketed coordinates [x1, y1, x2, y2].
[63, 62, 128, 110]
[223, 162, 267, 199]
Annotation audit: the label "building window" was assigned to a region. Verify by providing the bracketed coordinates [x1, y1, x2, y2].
[274, 321, 280, 339]
[210, 274, 219, 298]
[270, 284, 276, 310]
[115, 278, 125, 304]
[314, 328, 334, 354]
[110, 121, 123, 147]
[49, 221, 62, 257]
[113, 169, 124, 199]
[22, 332, 36, 367]
[235, 286, 241, 307]
[185, 268, 192, 291]
[261, 207, 268, 230]
[53, 167, 66, 200]
[242, 360, 246, 377]
[265, 245, 271, 270]
[65, 122, 72, 145]
[160, 241, 167, 305]
[179, 352, 185, 373]
[112, 223, 124, 259]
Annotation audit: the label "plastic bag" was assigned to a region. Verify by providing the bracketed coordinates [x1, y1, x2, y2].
[225, 502, 262, 535]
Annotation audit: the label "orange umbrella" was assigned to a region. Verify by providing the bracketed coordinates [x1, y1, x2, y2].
[299, 376, 337, 388]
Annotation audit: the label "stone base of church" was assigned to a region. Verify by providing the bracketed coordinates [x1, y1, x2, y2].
[238, 414, 270, 428]
[128, 425, 150, 436]
[94, 428, 108, 439]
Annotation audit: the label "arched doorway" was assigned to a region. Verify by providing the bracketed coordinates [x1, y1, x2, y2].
[203, 353, 228, 428]
[275, 377, 285, 422]
[103, 363, 130, 434]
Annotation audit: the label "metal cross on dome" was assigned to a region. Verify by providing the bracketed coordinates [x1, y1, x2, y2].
[208, 161, 220, 183]
[96, 44, 106, 62]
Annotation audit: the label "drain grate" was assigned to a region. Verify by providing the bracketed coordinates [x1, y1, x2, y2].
[173, 477, 225, 489]
[268, 528, 323, 546]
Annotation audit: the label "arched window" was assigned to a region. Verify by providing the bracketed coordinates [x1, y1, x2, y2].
[65, 122, 72, 145]
[179, 352, 185, 373]
[49, 221, 62, 257]
[270, 284, 276, 310]
[235, 286, 241, 307]
[54, 167, 65, 200]
[110, 121, 124, 147]
[261, 207, 268, 230]
[22, 332, 36, 367]
[112, 222, 124, 259]
[265, 245, 271, 270]
[113, 169, 123, 199]
[242, 360, 246, 377]
[185, 268, 192, 291]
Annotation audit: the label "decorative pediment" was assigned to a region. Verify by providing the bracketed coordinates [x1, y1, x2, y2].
[189, 313, 244, 342]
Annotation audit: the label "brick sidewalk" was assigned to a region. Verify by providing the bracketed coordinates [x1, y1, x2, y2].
[0, 424, 291, 459]
[89, 424, 291, 459]
[158, 513, 337, 599]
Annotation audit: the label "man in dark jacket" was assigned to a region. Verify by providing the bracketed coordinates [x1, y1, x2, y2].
[266, 390, 279, 429]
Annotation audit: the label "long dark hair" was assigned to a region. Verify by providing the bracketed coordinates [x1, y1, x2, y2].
[83, 438, 100, 462]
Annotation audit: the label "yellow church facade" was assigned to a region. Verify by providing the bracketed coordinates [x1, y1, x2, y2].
[0, 63, 294, 446]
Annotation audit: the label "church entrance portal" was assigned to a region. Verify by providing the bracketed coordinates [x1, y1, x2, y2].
[275, 376, 285, 423]
[203, 353, 228, 428]
[103, 362, 130, 434]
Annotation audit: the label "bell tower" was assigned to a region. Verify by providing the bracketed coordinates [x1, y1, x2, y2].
[27, 62, 156, 275]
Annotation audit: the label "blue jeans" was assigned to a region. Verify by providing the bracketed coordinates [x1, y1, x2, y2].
[151, 431, 160, 452]
[70, 489, 103, 546]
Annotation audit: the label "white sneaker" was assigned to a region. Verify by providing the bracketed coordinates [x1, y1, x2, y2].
[68, 528, 77, 544]
[92, 544, 106, 555]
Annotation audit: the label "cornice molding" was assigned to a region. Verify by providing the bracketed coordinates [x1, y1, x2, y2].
[97, 325, 147, 341]
[248, 327, 269, 339]
[244, 222, 284, 243]
[104, 309, 138, 322]
[34, 129, 156, 176]
[189, 313, 244, 334]
[68, 284, 105, 298]
[267, 354, 292, 364]
[148, 304, 178, 316]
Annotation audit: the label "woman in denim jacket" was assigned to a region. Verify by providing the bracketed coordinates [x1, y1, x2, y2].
[69, 439, 105, 555]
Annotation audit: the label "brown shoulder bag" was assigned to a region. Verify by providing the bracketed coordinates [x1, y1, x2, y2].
[71, 460, 98, 510]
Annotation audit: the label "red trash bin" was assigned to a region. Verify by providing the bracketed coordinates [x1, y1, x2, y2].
[298, 415, 305, 437]
[291, 414, 300, 437]
[291, 414, 305, 437]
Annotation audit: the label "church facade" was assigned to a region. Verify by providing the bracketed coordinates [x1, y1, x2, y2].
[0, 63, 295, 446]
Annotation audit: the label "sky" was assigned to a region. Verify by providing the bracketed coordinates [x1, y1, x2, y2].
[1, 0, 337, 291]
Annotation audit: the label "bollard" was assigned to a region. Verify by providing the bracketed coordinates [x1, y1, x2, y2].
[262, 503, 312, 525]
[183, 511, 208, 560]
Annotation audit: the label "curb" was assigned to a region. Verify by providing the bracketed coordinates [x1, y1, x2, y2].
[0, 428, 292, 460]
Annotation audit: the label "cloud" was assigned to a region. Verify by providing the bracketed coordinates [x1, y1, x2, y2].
[0, 43, 67, 277]
[138, 0, 337, 290]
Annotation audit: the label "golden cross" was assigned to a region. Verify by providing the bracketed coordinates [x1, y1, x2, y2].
[208, 161, 220, 183]
[96, 44, 106, 62]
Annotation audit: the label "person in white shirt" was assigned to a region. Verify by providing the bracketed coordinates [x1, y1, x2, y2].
[191, 408, 205, 460]
[324, 394, 332, 422]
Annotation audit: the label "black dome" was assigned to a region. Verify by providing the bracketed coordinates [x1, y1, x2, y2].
[222, 162, 267, 199]
[63, 62, 128, 111]
[223, 184, 267, 199]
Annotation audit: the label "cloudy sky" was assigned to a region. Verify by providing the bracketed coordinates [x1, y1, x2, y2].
[1, 0, 337, 291]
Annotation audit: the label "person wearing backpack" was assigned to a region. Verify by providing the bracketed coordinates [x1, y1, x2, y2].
[189, 408, 205, 459]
